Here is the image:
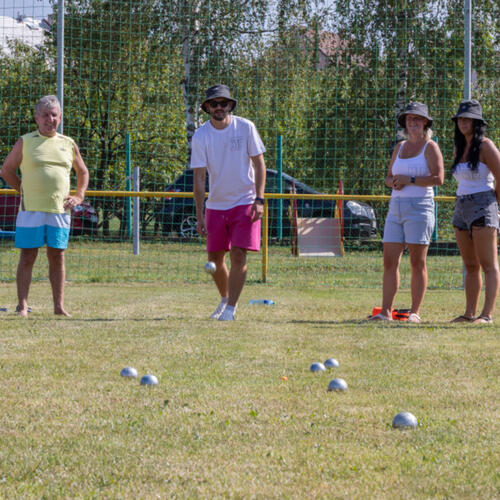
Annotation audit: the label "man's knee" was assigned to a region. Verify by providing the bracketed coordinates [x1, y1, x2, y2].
[19, 248, 38, 266]
[230, 247, 247, 267]
[47, 247, 65, 264]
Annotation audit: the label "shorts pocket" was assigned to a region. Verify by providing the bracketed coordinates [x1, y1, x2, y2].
[410, 198, 434, 214]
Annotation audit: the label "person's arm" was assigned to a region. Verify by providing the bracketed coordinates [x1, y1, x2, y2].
[385, 142, 402, 189]
[193, 167, 207, 235]
[481, 138, 500, 202]
[421, 141, 444, 186]
[64, 142, 89, 209]
[250, 153, 266, 222]
[0, 138, 23, 191]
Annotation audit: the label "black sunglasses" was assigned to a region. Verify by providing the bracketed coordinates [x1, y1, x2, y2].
[207, 100, 231, 108]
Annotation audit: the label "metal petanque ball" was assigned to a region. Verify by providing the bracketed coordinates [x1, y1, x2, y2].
[140, 374, 159, 386]
[328, 378, 348, 392]
[120, 366, 138, 378]
[392, 411, 418, 429]
[310, 362, 326, 373]
[324, 358, 339, 368]
[204, 261, 216, 274]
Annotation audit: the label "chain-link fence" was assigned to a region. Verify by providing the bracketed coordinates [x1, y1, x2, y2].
[0, 0, 498, 286]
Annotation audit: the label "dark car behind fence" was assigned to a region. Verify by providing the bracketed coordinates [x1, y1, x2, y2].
[157, 169, 377, 242]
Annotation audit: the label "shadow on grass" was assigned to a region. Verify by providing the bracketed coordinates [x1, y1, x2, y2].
[288, 318, 484, 329]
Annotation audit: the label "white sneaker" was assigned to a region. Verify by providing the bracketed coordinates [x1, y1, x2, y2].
[218, 307, 235, 321]
[210, 300, 227, 320]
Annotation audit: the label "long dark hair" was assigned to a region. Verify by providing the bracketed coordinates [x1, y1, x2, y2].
[451, 120, 486, 172]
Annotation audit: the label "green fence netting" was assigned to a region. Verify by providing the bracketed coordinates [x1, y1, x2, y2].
[0, 0, 498, 287]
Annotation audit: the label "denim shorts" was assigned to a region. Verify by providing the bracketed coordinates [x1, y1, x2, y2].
[452, 189, 499, 234]
[383, 197, 435, 245]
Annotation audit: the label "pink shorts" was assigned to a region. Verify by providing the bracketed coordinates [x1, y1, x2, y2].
[206, 204, 261, 253]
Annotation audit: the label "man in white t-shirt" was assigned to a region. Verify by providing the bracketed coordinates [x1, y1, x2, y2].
[192, 84, 266, 321]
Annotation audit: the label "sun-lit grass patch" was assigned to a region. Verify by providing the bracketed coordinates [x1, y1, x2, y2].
[0, 281, 498, 497]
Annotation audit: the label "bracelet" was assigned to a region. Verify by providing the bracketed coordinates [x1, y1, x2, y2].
[254, 197, 265, 204]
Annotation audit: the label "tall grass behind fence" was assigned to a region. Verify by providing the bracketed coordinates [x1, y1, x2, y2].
[0, 0, 498, 285]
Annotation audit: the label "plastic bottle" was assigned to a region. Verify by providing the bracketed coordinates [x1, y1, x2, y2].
[249, 299, 275, 305]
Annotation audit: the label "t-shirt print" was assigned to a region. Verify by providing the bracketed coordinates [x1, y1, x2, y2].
[230, 136, 244, 151]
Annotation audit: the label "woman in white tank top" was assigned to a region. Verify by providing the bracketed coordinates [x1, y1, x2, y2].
[450, 100, 500, 324]
[369, 102, 444, 323]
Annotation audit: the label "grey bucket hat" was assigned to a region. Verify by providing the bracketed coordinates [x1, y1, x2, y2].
[452, 99, 487, 125]
[397, 102, 433, 128]
[201, 84, 237, 113]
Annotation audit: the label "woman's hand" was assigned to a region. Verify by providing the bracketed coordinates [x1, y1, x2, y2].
[392, 174, 410, 190]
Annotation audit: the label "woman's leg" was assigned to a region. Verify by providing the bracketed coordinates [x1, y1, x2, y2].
[381, 242, 405, 317]
[455, 228, 481, 319]
[472, 226, 499, 319]
[407, 243, 429, 316]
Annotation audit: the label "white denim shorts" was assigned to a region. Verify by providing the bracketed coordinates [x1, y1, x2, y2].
[383, 197, 435, 245]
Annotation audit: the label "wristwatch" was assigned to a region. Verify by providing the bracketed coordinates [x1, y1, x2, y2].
[254, 197, 265, 204]
[410, 176, 416, 184]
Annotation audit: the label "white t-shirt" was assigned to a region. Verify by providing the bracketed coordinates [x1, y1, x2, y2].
[453, 161, 495, 196]
[190, 115, 266, 210]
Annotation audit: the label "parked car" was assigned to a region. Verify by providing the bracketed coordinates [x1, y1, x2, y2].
[157, 169, 377, 240]
[0, 178, 99, 236]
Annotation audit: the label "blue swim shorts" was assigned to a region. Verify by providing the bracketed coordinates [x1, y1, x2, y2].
[15, 211, 71, 249]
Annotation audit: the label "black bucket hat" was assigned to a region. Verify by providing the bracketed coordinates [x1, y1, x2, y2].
[452, 99, 487, 125]
[397, 102, 433, 128]
[201, 84, 237, 114]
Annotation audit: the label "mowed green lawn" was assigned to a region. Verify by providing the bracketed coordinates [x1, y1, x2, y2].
[0, 281, 498, 498]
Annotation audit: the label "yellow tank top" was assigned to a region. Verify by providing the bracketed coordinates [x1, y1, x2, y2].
[20, 131, 75, 213]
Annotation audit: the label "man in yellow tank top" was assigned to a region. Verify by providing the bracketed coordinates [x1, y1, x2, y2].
[0, 95, 89, 317]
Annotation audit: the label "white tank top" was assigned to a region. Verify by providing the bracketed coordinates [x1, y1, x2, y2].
[391, 141, 434, 198]
[453, 161, 494, 196]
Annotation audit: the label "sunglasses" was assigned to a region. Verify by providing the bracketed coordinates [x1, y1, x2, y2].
[207, 100, 231, 109]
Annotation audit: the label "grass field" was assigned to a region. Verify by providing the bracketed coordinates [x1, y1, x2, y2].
[1, 239, 465, 289]
[0, 278, 498, 498]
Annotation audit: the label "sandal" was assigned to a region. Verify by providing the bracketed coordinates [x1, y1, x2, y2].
[450, 315, 475, 323]
[407, 313, 421, 323]
[472, 315, 492, 324]
[368, 313, 393, 321]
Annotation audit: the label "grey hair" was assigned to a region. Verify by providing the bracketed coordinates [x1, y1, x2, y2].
[35, 95, 61, 115]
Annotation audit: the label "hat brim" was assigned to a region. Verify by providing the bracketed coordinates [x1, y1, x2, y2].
[201, 99, 237, 114]
[452, 113, 487, 125]
[398, 112, 433, 129]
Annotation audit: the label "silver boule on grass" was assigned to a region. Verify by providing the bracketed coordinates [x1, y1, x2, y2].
[324, 358, 339, 368]
[120, 366, 138, 378]
[310, 362, 326, 373]
[328, 378, 348, 392]
[204, 261, 217, 274]
[392, 411, 418, 429]
[140, 374, 159, 386]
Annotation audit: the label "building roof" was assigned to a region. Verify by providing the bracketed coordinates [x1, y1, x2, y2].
[0, 15, 49, 56]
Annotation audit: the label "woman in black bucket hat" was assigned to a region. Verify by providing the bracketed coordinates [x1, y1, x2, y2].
[369, 102, 444, 323]
[450, 100, 500, 324]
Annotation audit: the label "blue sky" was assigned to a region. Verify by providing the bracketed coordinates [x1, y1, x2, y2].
[1, 0, 53, 19]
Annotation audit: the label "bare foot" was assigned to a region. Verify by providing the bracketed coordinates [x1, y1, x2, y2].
[15, 305, 29, 318]
[54, 308, 71, 317]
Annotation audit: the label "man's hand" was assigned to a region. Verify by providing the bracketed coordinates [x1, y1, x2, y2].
[250, 201, 264, 222]
[63, 194, 84, 210]
[196, 215, 208, 236]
